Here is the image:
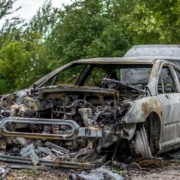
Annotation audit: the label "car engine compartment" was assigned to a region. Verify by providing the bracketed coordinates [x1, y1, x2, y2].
[0, 79, 145, 168]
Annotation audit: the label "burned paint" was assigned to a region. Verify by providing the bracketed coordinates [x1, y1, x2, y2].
[141, 102, 152, 115]
[0, 51, 180, 168]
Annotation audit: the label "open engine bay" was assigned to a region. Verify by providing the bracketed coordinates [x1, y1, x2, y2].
[0, 60, 152, 168]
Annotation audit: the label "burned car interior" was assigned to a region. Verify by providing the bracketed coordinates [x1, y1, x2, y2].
[0, 45, 180, 169]
[0, 60, 154, 168]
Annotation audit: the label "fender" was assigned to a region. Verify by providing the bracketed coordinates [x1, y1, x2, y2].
[124, 96, 162, 123]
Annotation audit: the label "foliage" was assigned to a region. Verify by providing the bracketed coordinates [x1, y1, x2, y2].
[24, 0, 59, 39]
[21, 167, 38, 177]
[0, 0, 180, 94]
[0, 0, 59, 94]
[46, 0, 130, 70]
[0, 0, 20, 20]
[121, 0, 180, 44]
[0, 0, 23, 48]
[0, 41, 31, 93]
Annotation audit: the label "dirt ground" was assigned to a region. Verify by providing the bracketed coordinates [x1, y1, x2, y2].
[2, 162, 180, 180]
[6, 169, 67, 180]
[129, 166, 180, 180]
[3, 151, 180, 180]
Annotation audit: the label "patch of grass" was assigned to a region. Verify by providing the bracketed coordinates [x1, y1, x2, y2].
[21, 167, 38, 177]
[112, 169, 127, 175]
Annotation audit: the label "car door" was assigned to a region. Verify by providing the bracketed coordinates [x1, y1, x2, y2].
[172, 66, 180, 142]
[157, 63, 180, 148]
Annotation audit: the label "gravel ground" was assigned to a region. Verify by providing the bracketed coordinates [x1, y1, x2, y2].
[2, 155, 180, 180]
[7, 170, 67, 180]
[130, 167, 180, 180]
[3, 166, 180, 180]
[1, 164, 180, 180]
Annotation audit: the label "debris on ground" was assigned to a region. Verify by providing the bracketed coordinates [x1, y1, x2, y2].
[0, 166, 10, 180]
[0, 152, 180, 179]
[68, 167, 123, 180]
[0, 137, 106, 169]
[1, 46, 180, 179]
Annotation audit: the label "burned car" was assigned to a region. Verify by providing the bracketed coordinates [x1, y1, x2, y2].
[0, 46, 180, 168]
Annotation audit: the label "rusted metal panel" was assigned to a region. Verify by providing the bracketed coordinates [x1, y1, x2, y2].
[76, 58, 155, 64]
[1, 49, 180, 166]
[0, 155, 95, 169]
[79, 127, 102, 138]
[124, 96, 162, 124]
[38, 86, 119, 99]
[0, 118, 80, 140]
[0, 117, 103, 139]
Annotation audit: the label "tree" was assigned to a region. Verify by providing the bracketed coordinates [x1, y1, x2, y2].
[0, 0, 61, 94]
[0, 0, 20, 20]
[46, 0, 130, 71]
[0, 0, 23, 48]
[121, 0, 180, 44]
[21, 0, 61, 80]
[24, 0, 59, 39]
[2, 0, 180, 94]
[0, 41, 31, 93]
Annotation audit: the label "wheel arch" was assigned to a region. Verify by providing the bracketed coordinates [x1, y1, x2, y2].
[143, 111, 162, 154]
[129, 111, 162, 157]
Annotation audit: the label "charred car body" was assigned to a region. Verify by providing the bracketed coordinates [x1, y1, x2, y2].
[0, 45, 180, 168]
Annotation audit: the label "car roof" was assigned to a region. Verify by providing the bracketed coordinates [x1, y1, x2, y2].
[74, 57, 156, 64]
[31, 57, 157, 88]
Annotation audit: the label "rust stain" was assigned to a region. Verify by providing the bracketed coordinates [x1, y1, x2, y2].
[149, 97, 163, 121]
[54, 158, 60, 167]
[141, 102, 151, 115]
[150, 63, 156, 78]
